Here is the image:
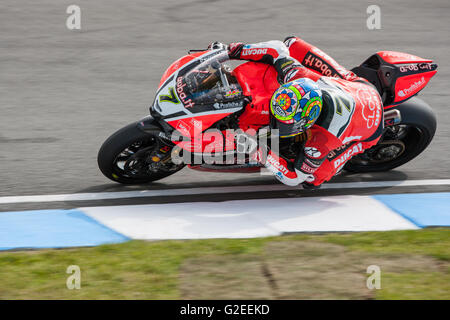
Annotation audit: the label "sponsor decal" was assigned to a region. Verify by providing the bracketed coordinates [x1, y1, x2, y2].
[303, 53, 341, 78]
[301, 162, 316, 174]
[328, 142, 351, 159]
[356, 84, 382, 129]
[399, 64, 419, 73]
[176, 76, 195, 108]
[418, 63, 433, 71]
[397, 76, 425, 97]
[266, 153, 290, 175]
[213, 101, 244, 109]
[241, 48, 268, 56]
[304, 147, 321, 159]
[311, 48, 347, 78]
[332, 142, 363, 169]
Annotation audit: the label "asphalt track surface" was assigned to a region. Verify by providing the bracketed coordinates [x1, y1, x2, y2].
[1, 0, 449, 212]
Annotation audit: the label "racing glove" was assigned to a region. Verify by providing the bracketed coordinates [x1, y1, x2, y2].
[252, 145, 314, 187]
[207, 41, 227, 51]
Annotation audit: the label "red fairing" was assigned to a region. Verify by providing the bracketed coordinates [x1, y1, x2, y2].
[376, 51, 437, 104]
[173, 128, 238, 154]
[158, 51, 206, 88]
[393, 71, 437, 103]
[167, 113, 234, 138]
[168, 113, 236, 153]
[377, 51, 432, 64]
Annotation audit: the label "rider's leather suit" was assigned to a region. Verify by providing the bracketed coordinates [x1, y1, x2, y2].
[228, 37, 384, 186]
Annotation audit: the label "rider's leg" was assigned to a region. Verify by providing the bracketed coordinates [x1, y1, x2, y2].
[309, 138, 381, 186]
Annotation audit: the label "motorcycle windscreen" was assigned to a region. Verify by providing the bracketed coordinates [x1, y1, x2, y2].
[153, 51, 246, 122]
[178, 64, 245, 114]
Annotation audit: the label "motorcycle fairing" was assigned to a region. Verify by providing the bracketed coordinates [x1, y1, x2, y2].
[352, 51, 437, 107]
[172, 127, 238, 153]
[393, 71, 437, 104]
[376, 51, 432, 64]
[152, 50, 246, 142]
[166, 113, 236, 142]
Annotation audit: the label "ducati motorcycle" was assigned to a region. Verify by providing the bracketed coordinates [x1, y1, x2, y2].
[98, 48, 438, 184]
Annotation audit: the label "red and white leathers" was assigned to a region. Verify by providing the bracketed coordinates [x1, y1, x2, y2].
[228, 37, 384, 186]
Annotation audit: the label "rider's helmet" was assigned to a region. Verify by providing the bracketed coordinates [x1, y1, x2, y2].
[269, 78, 323, 138]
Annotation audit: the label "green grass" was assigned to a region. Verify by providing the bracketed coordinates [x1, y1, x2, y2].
[0, 228, 448, 299]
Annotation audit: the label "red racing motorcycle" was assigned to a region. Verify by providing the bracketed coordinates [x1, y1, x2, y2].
[98, 48, 437, 184]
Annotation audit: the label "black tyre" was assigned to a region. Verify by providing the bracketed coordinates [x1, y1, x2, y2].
[345, 97, 436, 173]
[97, 122, 184, 184]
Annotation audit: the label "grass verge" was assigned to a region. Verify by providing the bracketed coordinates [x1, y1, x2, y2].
[0, 228, 448, 299]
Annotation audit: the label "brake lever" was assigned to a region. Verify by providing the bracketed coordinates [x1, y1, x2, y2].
[188, 49, 208, 54]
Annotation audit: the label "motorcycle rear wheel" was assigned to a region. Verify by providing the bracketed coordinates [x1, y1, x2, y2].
[344, 123, 433, 172]
[97, 122, 184, 184]
[345, 97, 436, 173]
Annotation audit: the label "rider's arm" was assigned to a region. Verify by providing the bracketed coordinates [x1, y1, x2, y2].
[293, 126, 341, 181]
[227, 40, 322, 82]
[261, 126, 342, 186]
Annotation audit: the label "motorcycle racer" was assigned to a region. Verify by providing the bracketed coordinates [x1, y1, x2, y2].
[211, 37, 384, 188]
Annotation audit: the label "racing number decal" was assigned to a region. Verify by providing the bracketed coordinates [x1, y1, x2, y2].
[159, 87, 180, 104]
[334, 95, 352, 116]
[323, 85, 355, 137]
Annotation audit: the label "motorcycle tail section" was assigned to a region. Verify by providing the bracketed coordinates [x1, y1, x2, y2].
[352, 51, 437, 107]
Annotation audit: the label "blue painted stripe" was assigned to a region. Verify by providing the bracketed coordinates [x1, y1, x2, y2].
[373, 192, 450, 228]
[0, 209, 129, 251]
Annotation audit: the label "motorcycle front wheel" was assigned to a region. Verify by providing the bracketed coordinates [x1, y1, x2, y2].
[97, 122, 184, 184]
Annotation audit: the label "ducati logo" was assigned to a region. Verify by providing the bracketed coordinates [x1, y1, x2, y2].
[241, 48, 268, 56]
[266, 154, 289, 175]
[333, 143, 363, 169]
